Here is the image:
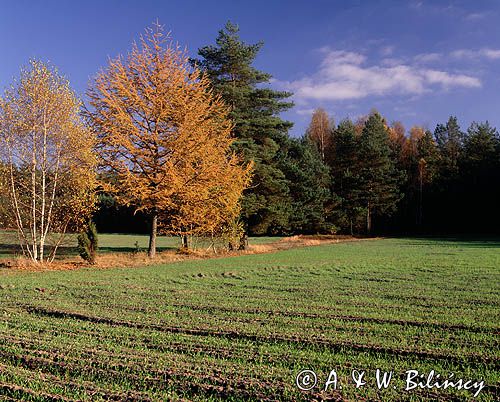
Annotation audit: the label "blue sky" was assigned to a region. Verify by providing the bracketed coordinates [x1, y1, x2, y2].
[1, 0, 499, 136]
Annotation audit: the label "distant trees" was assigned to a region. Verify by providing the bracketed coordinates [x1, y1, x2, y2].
[356, 113, 405, 233]
[280, 138, 333, 233]
[2, 21, 498, 250]
[86, 24, 251, 257]
[329, 119, 361, 234]
[0, 60, 97, 262]
[457, 122, 500, 231]
[311, 108, 500, 235]
[325, 112, 404, 234]
[434, 116, 464, 178]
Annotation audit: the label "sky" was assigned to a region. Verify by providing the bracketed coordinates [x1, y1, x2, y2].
[1, 0, 499, 137]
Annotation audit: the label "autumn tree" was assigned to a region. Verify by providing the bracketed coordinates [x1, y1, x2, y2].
[387, 121, 406, 169]
[85, 24, 251, 257]
[161, 153, 251, 250]
[306, 108, 333, 162]
[395, 126, 439, 227]
[0, 60, 97, 262]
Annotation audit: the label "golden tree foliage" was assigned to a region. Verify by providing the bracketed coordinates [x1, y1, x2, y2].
[306, 108, 332, 161]
[85, 24, 252, 257]
[388, 121, 406, 149]
[0, 60, 97, 262]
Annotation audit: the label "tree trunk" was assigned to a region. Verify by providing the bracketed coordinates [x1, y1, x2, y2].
[418, 168, 423, 227]
[366, 203, 371, 235]
[181, 234, 189, 250]
[148, 213, 157, 258]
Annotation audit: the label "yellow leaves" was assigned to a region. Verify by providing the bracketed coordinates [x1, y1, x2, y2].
[0, 60, 97, 261]
[86, 23, 252, 239]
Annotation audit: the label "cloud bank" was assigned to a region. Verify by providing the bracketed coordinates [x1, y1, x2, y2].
[282, 48, 481, 102]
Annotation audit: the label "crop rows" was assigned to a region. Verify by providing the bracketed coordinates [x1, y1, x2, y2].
[0, 238, 499, 400]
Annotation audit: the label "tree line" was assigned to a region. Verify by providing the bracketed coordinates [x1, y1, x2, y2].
[1, 21, 499, 263]
[96, 22, 500, 238]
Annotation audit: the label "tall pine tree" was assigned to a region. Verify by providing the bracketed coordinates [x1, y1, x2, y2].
[192, 22, 294, 235]
[280, 138, 334, 234]
[356, 113, 405, 234]
[459, 122, 500, 231]
[328, 119, 364, 234]
[434, 116, 464, 179]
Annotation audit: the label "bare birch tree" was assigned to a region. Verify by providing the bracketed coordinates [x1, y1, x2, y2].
[0, 60, 97, 262]
[306, 108, 333, 161]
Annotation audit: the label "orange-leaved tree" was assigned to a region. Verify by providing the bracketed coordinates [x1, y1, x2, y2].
[0, 60, 97, 262]
[85, 23, 252, 257]
[306, 108, 333, 162]
[163, 151, 252, 250]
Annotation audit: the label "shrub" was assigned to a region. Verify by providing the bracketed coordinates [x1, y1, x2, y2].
[77, 221, 98, 264]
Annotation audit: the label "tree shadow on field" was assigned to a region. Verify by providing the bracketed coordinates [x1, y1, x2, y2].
[98, 246, 174, 253]
[0, 240, 175, 259]
[0, 242, 78, 258]
[396, 236, 500, 249]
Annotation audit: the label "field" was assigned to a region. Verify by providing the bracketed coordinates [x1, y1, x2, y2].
[0, 237, 498, 401]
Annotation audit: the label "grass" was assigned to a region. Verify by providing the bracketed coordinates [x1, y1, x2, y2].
[0, 237, 498, 401]
[0, 232, 282, 258]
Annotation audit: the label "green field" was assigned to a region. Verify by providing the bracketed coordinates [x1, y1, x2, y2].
[0, 238, 498, 401]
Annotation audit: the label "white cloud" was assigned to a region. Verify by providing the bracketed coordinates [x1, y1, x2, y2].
[414, 53, 441, 63]
[296, 108, 315, 116]
[280, 48, 481, 102]
[464, 12, 490, 21]
[423, 70, 480, 88]
[451, 48, 500, 60]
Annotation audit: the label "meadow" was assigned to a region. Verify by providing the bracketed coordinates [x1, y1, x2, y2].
[0, 237, 498, 401]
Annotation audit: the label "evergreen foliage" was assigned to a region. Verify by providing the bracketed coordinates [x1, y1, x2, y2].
[193, 22, 295, 235]
[77, 221, 98, 264]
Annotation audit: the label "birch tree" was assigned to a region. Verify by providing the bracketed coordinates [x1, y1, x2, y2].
[306, 108, 333, 162]
[0, 60, 97, 262]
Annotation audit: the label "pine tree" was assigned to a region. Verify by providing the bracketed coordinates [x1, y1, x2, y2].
[192, 22, 294, 235]
[415, 130, 440, 226]
[462, 121, 499, 173]
[77, 221, 98, 264]
[434, 116, 464, 178]
[280, 137, 333, 233]
[356, 113, 405, 234]
[328, 119, 364, 234]
[459, 122, 500, 230]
